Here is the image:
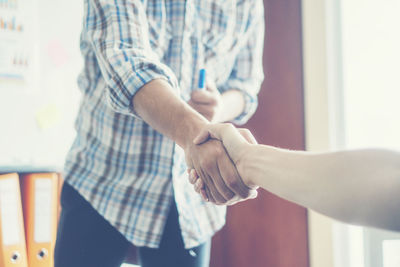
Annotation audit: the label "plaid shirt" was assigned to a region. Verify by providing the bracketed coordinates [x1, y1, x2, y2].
[64, 0, 264, 249]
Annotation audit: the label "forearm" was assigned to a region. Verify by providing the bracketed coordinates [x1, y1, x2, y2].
[216, 89, 245, 123]
[241, 146, 400, 230]
[133, 79, 208, 148]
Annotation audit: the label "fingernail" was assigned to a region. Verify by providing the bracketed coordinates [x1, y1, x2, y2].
[201, 190, 209, 202]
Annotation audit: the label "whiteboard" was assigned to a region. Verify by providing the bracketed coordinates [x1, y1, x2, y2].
[0, 0, 83, 171]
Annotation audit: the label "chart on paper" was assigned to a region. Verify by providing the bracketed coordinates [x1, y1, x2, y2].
[0, 0, 33, 81]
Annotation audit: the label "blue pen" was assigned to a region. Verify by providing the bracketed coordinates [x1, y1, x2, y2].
[198, 68, 206, 90]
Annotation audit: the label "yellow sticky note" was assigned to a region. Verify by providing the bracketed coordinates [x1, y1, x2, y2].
[35, 104, 61, 130]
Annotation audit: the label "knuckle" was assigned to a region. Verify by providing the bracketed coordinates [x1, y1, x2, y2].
[240, 189, 252, 199]
[227, 179, 239, 191]
[214, 194, 227, 204]
[218, 183, 233, 196]
[228, 178, 250, 198]
[224, 190, 235, 201]
[223, 171, 238, 187]
[227, 177, 238, 187]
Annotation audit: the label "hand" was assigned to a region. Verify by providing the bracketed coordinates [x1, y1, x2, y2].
[194, 123, 256, 169]
[188, 124, 259, 204]
[185, 138, 256, 205]
[188, 80, 223, 122]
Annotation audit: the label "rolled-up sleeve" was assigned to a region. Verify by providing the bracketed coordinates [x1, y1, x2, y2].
[219, 0, 265, 125]
[86, 0, 179, 117]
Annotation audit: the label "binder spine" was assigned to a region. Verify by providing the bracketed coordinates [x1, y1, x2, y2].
[0, 173, 28, 267]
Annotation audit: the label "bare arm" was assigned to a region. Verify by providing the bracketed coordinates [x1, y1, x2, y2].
[133, 79, 207, 148]
[243, 145, 400, 231]
[193, 123, 400, 231]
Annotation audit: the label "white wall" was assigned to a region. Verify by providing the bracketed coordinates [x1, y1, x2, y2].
[340, 1, 400, 266]
[0, 0, 83, 169]
[341, 0, 400, 150]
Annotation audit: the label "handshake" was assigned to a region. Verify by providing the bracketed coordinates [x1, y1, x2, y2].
[184, 123, 258, 205]
[184, 120, 400, 232]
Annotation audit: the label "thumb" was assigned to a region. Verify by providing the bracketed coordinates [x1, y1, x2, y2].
[193, 129, 211, 145]
[194, 123, 249, 163]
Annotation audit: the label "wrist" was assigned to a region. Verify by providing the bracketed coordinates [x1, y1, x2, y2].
[236, 143, 260, 189]
[175, 111, 209, 149]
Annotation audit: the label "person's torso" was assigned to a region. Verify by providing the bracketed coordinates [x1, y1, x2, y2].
[63, 0, 257, 248]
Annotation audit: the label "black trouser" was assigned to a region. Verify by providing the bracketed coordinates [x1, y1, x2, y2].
[54, 183, 211, 267]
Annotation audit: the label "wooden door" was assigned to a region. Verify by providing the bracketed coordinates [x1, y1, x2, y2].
[210, 1, 309, 267]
